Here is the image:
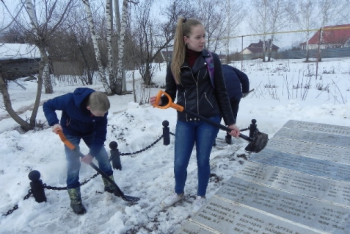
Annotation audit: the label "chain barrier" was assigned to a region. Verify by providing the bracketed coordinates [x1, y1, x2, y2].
[2, 189, 32, 217]
[120, 135, 163, 157]
[1, 133, 169, 217]
[43, 171, 100, 191]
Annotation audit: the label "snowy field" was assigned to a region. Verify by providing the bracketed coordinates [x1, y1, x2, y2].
[0, 57, 349, 233]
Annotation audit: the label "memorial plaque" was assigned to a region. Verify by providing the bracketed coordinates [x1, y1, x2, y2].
[266, 138, 350, 164]
[250, 148, 350, 182]
[216, 177, 350, 233]
[282, 120, 350, 137]
[273, 128, 350, 149]
[234, 161, 350, 207]
[175, 120, 350, 233]
[173, 220, 215, 234]
[175, 196, 323, 234]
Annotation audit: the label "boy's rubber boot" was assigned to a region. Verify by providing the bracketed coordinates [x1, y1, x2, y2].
[102, 175, 121, 197]
[67, 187, 86, 215]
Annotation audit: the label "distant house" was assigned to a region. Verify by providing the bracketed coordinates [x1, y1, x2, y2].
[240, 40, 279, 54]
[300, 24, 350, 50]
[161, 50, 172, 63]
[0, 43, 40, 80]
[218, 54, 226, 63]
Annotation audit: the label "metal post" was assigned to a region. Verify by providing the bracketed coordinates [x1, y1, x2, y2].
[249, 119, 257, 138]
[28, 170, 46, 203]
[162, 120, 170, 145]
[109, 141, 122, 170]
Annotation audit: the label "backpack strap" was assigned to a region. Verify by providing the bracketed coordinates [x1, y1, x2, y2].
[205, 51, 215, 88]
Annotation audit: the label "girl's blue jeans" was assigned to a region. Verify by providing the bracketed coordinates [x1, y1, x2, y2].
[64, 133, 113, 189]
[174, 116, 220, 197]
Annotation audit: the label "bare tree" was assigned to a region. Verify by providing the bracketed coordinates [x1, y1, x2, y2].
[114, 0, 121, 35]
[250, 0, 269, 61]
[23, 0, 76, 94]
[106, 0, 115, 88]
[114, 0, 133, 94]
[82, 0, 112, 94]
[193, 0, 226, 52]
[296, 0, 318, 62]
[0, 75, 34, 130]
[316, 0, 348, 61]
[0, 0, 77, 131]
[223, 0, 246, 63]
[0, 2, 23, 35]
[317, 0, 348, 27]
[266, 0, 294, 61]
[0, 3, 33, 131]
[129, 0, 193, 87]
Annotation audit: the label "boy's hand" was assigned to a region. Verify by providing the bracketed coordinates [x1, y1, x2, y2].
[52, 124, 62, 134]
[81, 154, 93, 164]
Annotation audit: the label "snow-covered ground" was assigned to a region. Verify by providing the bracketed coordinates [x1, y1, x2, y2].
[0, 57, 349, 233]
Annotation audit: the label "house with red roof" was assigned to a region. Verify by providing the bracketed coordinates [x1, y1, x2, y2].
[300, 24, 350, 50]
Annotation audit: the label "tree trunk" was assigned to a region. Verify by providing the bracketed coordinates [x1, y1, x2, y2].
[114, 0, 121, 34]
[268, 37, 275, 62]
[82, 0, 112, 95]
[115, 0, 128, 95]
[29, 47, 46, 126]
[0, 75, 32, 131]
[41, 48, 53, 93]
[106, 0, 115, 88]
[305, 38, 310, 62]
[262, 39, 266, 62]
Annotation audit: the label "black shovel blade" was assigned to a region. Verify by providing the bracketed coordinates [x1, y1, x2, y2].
[122, 195, 140, 203]
[245, 131, 269, 153]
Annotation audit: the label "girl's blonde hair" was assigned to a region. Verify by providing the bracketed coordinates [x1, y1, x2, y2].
[171, 17, 203, 84]
[87, 92, 110, 112]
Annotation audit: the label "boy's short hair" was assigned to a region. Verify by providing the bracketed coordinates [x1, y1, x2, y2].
[87, 92, 110, 112]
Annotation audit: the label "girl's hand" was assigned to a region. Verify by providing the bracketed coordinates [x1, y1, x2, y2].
[150, 96, 162, 106]
[228, 124, 240, 138]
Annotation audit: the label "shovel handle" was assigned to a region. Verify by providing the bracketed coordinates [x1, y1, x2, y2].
[153, 90, 254, 142]
[153, 90, 184, 112]
[55, 130, 141, 201]
[57, 130, 75, 150]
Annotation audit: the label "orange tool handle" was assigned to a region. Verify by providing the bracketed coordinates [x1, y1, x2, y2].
[153, 90, 184, 112]
[57, 130, 75, 150]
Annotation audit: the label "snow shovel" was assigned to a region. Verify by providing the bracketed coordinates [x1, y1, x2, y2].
[153, 90, 268, 153]
[57, 130, 140, 203]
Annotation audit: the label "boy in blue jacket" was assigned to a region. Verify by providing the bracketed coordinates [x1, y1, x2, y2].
[43, 88, 118, 215]
[222, 64, 250, 144]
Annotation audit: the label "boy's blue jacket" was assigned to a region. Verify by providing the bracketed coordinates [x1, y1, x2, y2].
[43, 88, 108, 157]
[222, 64, 250, 100]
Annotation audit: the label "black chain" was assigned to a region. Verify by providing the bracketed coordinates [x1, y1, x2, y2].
[2, 189, 32, 216]
[120, 135, 163, 156]
[44, 172, 100, 191]
[2, 134, 169, 216]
